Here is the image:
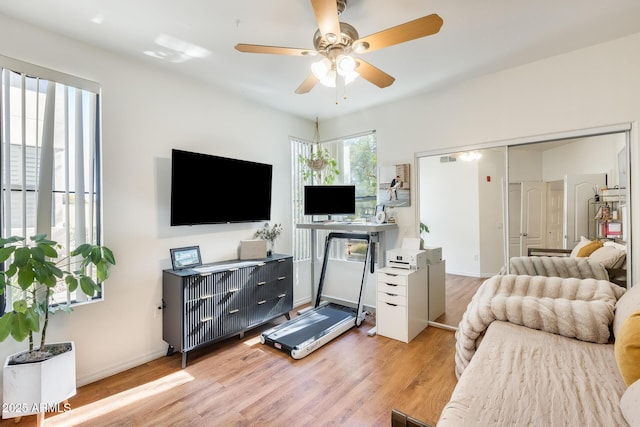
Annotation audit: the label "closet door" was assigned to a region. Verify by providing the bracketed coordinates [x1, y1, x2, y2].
[564, 173, 606, 249]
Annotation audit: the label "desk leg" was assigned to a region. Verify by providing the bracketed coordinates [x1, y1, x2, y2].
[298, 228, 318, 315]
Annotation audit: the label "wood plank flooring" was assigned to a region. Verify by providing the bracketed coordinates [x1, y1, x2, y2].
[1, 278, 484, 427]
[433, 274, 486, 328]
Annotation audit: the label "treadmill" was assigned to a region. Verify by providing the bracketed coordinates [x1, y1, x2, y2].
[261, 232, 372, 359]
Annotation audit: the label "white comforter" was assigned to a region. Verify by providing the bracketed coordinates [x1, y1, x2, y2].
[507, 255, 610, 280]
[439, 321, 628, 427]
[455, 274, 625, 378]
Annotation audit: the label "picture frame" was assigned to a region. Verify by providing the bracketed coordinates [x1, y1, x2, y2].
[170, 246, 202, 270]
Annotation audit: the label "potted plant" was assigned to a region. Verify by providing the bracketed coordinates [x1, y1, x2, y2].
[299, 147, 340, 185]
[0, 234, 115, 421]
[419, 222, 430, 248]
[254, 223, 283, 256]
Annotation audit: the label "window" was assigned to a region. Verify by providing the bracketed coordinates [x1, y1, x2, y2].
[0, 56, 103, 313]
[291, 131, 377, 262]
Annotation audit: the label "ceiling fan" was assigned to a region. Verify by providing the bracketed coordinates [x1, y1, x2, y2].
[235, 0, 443, 94]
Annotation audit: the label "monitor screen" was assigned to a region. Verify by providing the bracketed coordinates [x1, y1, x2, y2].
[171, 149, 272, 225]
[304, 185, 356, 216]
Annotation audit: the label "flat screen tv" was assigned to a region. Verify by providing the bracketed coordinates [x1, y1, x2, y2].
[171, 149, 272, 225]
[304, 185, 356, 217]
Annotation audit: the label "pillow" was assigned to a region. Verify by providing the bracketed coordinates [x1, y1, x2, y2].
[576, 240, 604, 257]
[589, 246, 627, 269]
[571, 236, 592, 257]
[615, 310, 640, 386]
[614, 285, 640, 337]
[621, 379, 640, 427]
[604, 241, 628, 252]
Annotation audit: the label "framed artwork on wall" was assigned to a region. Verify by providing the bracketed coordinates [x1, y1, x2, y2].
[379, 163, 411, 207]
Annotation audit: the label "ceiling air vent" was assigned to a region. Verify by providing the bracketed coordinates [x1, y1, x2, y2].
[440, 156, 457, 163]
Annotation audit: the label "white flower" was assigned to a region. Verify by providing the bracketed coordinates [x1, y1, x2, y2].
[254, 223, 283, 242]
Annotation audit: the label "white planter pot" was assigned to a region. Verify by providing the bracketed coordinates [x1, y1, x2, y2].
[2, 341, 76, 419]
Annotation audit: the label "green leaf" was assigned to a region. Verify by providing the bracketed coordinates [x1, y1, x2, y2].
[13, 246, 31, 267]
[90, 246, 101, 264]
[103, 247, 116, 265]
[17, 267, 35, 290]
[72, 243, 92, 258]
[11, 312, 30, 342]
[66, 276, 78, 292]
[25, 307, 40, 332]
[0, 312, 14, 341]
[13, 299, 28, 314]
[96, 261, 110, 282]
[37, 242, 58, 258]
[0, 246, 16, 263]
[58, 304, 73, 314]
[79, 276, 99, 296]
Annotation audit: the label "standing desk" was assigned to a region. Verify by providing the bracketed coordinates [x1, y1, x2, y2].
[296, 222, 398, 301]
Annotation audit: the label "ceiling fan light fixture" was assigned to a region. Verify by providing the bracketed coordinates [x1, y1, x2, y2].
[335, 54, 356, 75]
[352, 41, 369, 53]
[311, 58, 332, 79]
[325, 32, 338, 44]
[459, 151, 482, 161]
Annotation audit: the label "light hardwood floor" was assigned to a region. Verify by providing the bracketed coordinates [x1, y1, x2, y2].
[433, 274, 486, 328]
[1, 279, 483, 427]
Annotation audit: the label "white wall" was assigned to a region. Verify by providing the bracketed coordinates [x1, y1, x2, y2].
[320, 32, 640, 287]
[419, 155, 480, 276]
[3, 14, 640, 393]
[542, 135, 624, 184]
[0, 14, 312, 389]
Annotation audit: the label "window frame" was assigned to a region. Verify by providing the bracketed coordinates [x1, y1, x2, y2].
[0, 55, 104, 315]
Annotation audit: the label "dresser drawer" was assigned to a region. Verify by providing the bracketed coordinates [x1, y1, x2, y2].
[377, 281, 407, 296]
[377, 291, 406, 306]
[377, 271, 407, 286]
[376, 300, 408, 342]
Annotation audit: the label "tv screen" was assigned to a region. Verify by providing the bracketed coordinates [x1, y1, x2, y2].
[304, 185, 356, 216]
[171, 149, 272, 225]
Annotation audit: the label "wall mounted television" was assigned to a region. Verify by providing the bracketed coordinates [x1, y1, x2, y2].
[171, 149, 272, 226]
[304, 185, 356, 218]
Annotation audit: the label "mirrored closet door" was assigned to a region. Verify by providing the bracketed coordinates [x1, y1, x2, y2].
[417, 128, 631, 329]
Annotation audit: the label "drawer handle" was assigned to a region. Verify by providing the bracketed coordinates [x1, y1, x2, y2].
[385, 302, 398, 307]
[201, 316, 213, 322]
[385, 283, 398, 287]
[277, 293, 286, 298]
[257, 281, 267, 286]
[258, 300, 267, 305]
[277, 276, 286, 280]
[385, 293, 397, 297]
[229, 309, 240, 314]
[200, 294, 213, 300]
[385, 273, 399, 277]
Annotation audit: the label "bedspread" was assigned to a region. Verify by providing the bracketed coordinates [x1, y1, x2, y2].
[454, 274, 625, 378]
[505, 255, 609, 280]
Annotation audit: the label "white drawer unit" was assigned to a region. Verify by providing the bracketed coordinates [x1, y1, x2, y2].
[376, 266, 428, 343]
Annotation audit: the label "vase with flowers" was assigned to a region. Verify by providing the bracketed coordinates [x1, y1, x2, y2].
[254, 223, 283, 256]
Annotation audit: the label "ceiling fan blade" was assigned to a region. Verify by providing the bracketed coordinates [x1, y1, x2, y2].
[295, 74, 319, 94]
[235, 44, 315, 56]
[355, 60, 395, 88]
[354, 14, 443, 53]
[311, 0, 341, 40]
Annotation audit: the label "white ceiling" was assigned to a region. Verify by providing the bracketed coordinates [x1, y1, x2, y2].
[2, 0, 640, 121]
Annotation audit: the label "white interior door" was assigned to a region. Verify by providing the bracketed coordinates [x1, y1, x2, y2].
[508, 183, 522, 257]
[521, 181, 546, 253]
[546, 180, 564, 249]
[564, 173, 607, 249]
